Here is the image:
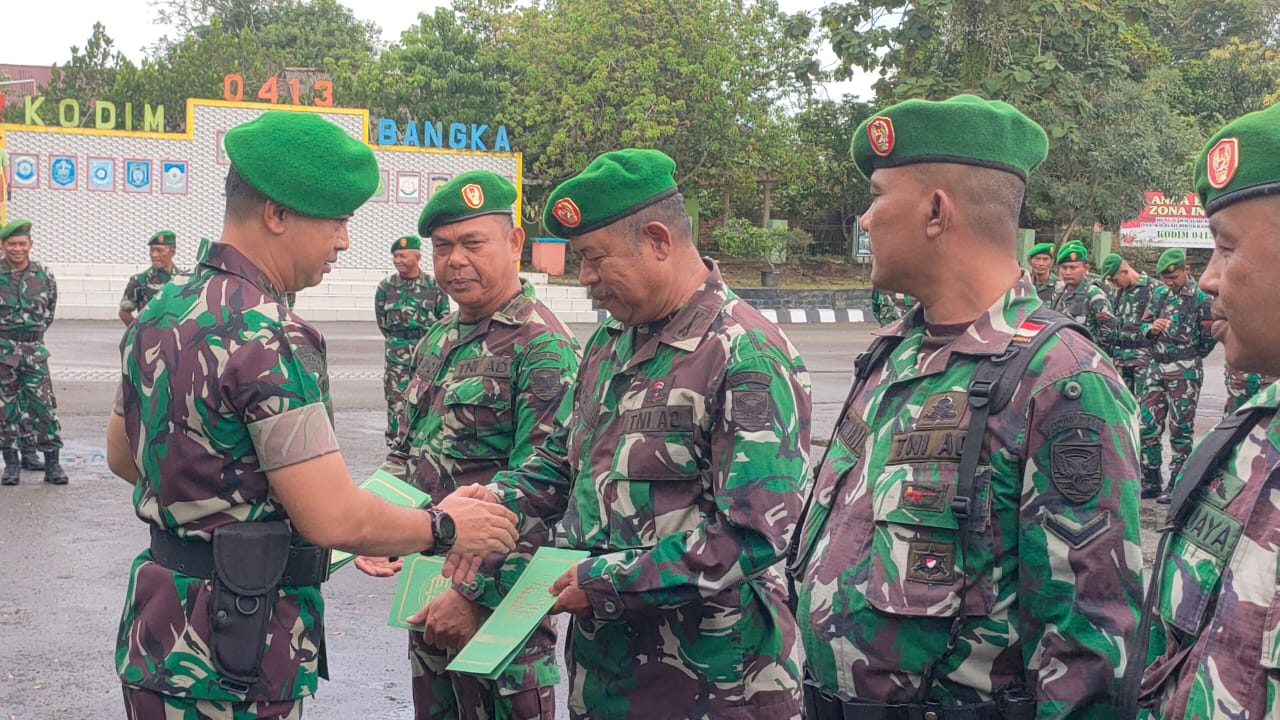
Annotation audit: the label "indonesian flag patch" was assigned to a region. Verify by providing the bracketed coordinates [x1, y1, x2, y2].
[1012, 319, 1046, 344]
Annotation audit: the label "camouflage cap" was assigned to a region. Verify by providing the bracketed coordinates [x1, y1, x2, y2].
[1099, 253, 1123, 278]
[224, 110, 379, 218]
[1196, 102, 1280, 215]
[149, 230, 176, 247]
[851, 94, 1049, 181]
[418, 171, 516, 236]
[1027, 242, 1055, 260]
[1156, 247, 1187, 274]
[1058, 241, 1088, 264]
[543, 148, 679, 238]
[0, 219, 32, 240]
[391, 235, 422, 252]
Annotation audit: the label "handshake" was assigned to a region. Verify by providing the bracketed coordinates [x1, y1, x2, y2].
[355, 484, 515, 584]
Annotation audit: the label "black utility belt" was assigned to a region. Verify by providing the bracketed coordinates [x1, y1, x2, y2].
[385, 328, 426, 340]
[1154, 348, 1200, 363]
[0, 330, 44, 342]
[804, 683, 1022, 720]
[149, 525, 330, 586]
[1114, 337, 1149, 350]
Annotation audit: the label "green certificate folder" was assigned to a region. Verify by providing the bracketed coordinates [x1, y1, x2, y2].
[447, 547, 589, 679]
[387, 555, 450, 631]
[328, 470, 432, 573]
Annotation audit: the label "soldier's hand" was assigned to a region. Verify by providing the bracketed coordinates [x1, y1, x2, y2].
[549, 566, 592, 617]
[1151, 317, 1171, 335]
[354, 555, 403, 577]
[450, 483, 499, 504]
[412, 588, 488, 652]
[436, 493, 519, 556]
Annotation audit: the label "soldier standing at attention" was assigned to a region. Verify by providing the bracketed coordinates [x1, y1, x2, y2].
[356, 171, 579, 720]
[1027, 241, 1057, 303]
[0, 219, 68, 486]
[792, 95, 1143, 719]
[375, 234, 450, 446]
[871, 287, 916, 326]
[1140, 247, 1216, 504]
[105, 111, 519, 720]
[485, 148, 812, 719]
[1128, 100, 1280, 720]
[118, 230, 185, 326]
[1051, 240, 1118, 347]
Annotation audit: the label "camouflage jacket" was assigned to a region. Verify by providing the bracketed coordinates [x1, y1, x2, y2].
[1141, 380, 1280, 717]
[383, 281, 580, 692]
[793, 272, 1143, 718]
[490, 260, 812, 719]
[375, 271, 450, 369]
[872, 288, 915, 327]
[1032, 272, 1057, 304]
[1225, 365, 1278, 410]
[0, 260, 57, 362]
[115, 241, 337, 702]
[1110, 274, 1155, 367]
[1051, 279, 1117, 348]
[120, 266, 186, 313]
[1140, 279, 1215, 378]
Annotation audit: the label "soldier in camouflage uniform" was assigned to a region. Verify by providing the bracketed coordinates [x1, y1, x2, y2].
[870, 287, 915, 326]
[1131, 100, 1280, 720]
[0, 219, 67, 485]
[1051, 240, 1118, 348]
[356, 172, 579, 720]
[1027, 241, 1057, 303]
[795, 95, 1142, 719]
[1140, 247, 1216, 503]
[118, 230, 186, 326]
[1100, 252, 1155, 398]
[106, 111, 518, 720]
[486, 149, 812, 719]
[1224, 364, 1278, 416]
[376, 234, 450, 446]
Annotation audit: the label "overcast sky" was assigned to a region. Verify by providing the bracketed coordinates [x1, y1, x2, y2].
[3, 0, 875, 102]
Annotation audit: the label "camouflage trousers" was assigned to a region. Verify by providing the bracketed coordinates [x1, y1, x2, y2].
[384, 358, 414, 448]
[1115, 362, 1148, 400]
[0, 346, 61, 450]
[122, 686, 303, 720]
[1140, 370, 1202, 481]
[410, 632, 555, 720]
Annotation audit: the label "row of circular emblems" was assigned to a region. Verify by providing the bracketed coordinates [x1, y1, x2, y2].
[9, 154, 187, 194]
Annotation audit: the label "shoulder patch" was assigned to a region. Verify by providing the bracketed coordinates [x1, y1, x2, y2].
[1042, 510, 1112, 549]
[727, 370, 772, 388]
[528, 351, 563, 364]
[529, 367, 562, 402]
[293, 345, 330, 395]
[1050, 442, 1102, 503]
[731, 390, 772, 432]
[1039, 412, 1105, 438]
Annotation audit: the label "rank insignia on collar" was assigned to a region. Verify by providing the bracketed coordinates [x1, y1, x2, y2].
[461, 183, 485, 208]
[552, 197, 581, 228]
[1207, 137, 1239, 189]
[867, 116, 895, 156]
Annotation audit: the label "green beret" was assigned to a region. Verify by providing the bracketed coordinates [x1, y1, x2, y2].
[1196, 102, 1280, 215]
[1156, 247, 1186, 274]
[224, 111, 378, 218]
[0, 219, 32, 240]
[1099, 253, 1123, 278]
[391, 235, 421, 252]
[851, 94, 1049, 182]
[543, 148, 679, 237]
[1027, 242, 1055, 259]
[418, 171, 516, 235]
[149, 230, 176, 247]
[1058, 242, 1088, 264]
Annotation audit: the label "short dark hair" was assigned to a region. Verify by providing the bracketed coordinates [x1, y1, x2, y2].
[224, 166, 270, 220]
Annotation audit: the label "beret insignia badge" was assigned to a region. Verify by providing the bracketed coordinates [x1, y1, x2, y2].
[867, 117, 895, 156]
[552, 197, 582, 228]
[462, 183, 485, 208]
[1207, 137, 1239, 189]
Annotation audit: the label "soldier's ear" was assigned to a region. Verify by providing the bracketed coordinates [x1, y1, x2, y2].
[508, 225, 526, 259]
[642, 221, 673, 260]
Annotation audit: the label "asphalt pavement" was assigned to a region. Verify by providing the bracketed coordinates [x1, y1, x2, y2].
[0, 320, 1231, 718]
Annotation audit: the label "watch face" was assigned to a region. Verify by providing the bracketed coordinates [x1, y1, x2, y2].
[439, 512, 457, 542]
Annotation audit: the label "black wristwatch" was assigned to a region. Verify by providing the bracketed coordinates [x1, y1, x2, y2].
[424, 507, 456, 554]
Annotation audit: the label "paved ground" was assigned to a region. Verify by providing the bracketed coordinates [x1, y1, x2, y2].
[0, 320, 1231, 718]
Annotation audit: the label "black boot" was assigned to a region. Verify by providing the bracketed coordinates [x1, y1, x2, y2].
[21, 445, 44, 470]
[2, 450, 19, 485]
[43, 449, 68, 485]
[1141, 467, 1163, 500]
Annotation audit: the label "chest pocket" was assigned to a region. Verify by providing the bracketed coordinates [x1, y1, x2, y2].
[439, 375, 513, 460]
[604, 404, 708, 550]
[865, 460, 996, 618]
